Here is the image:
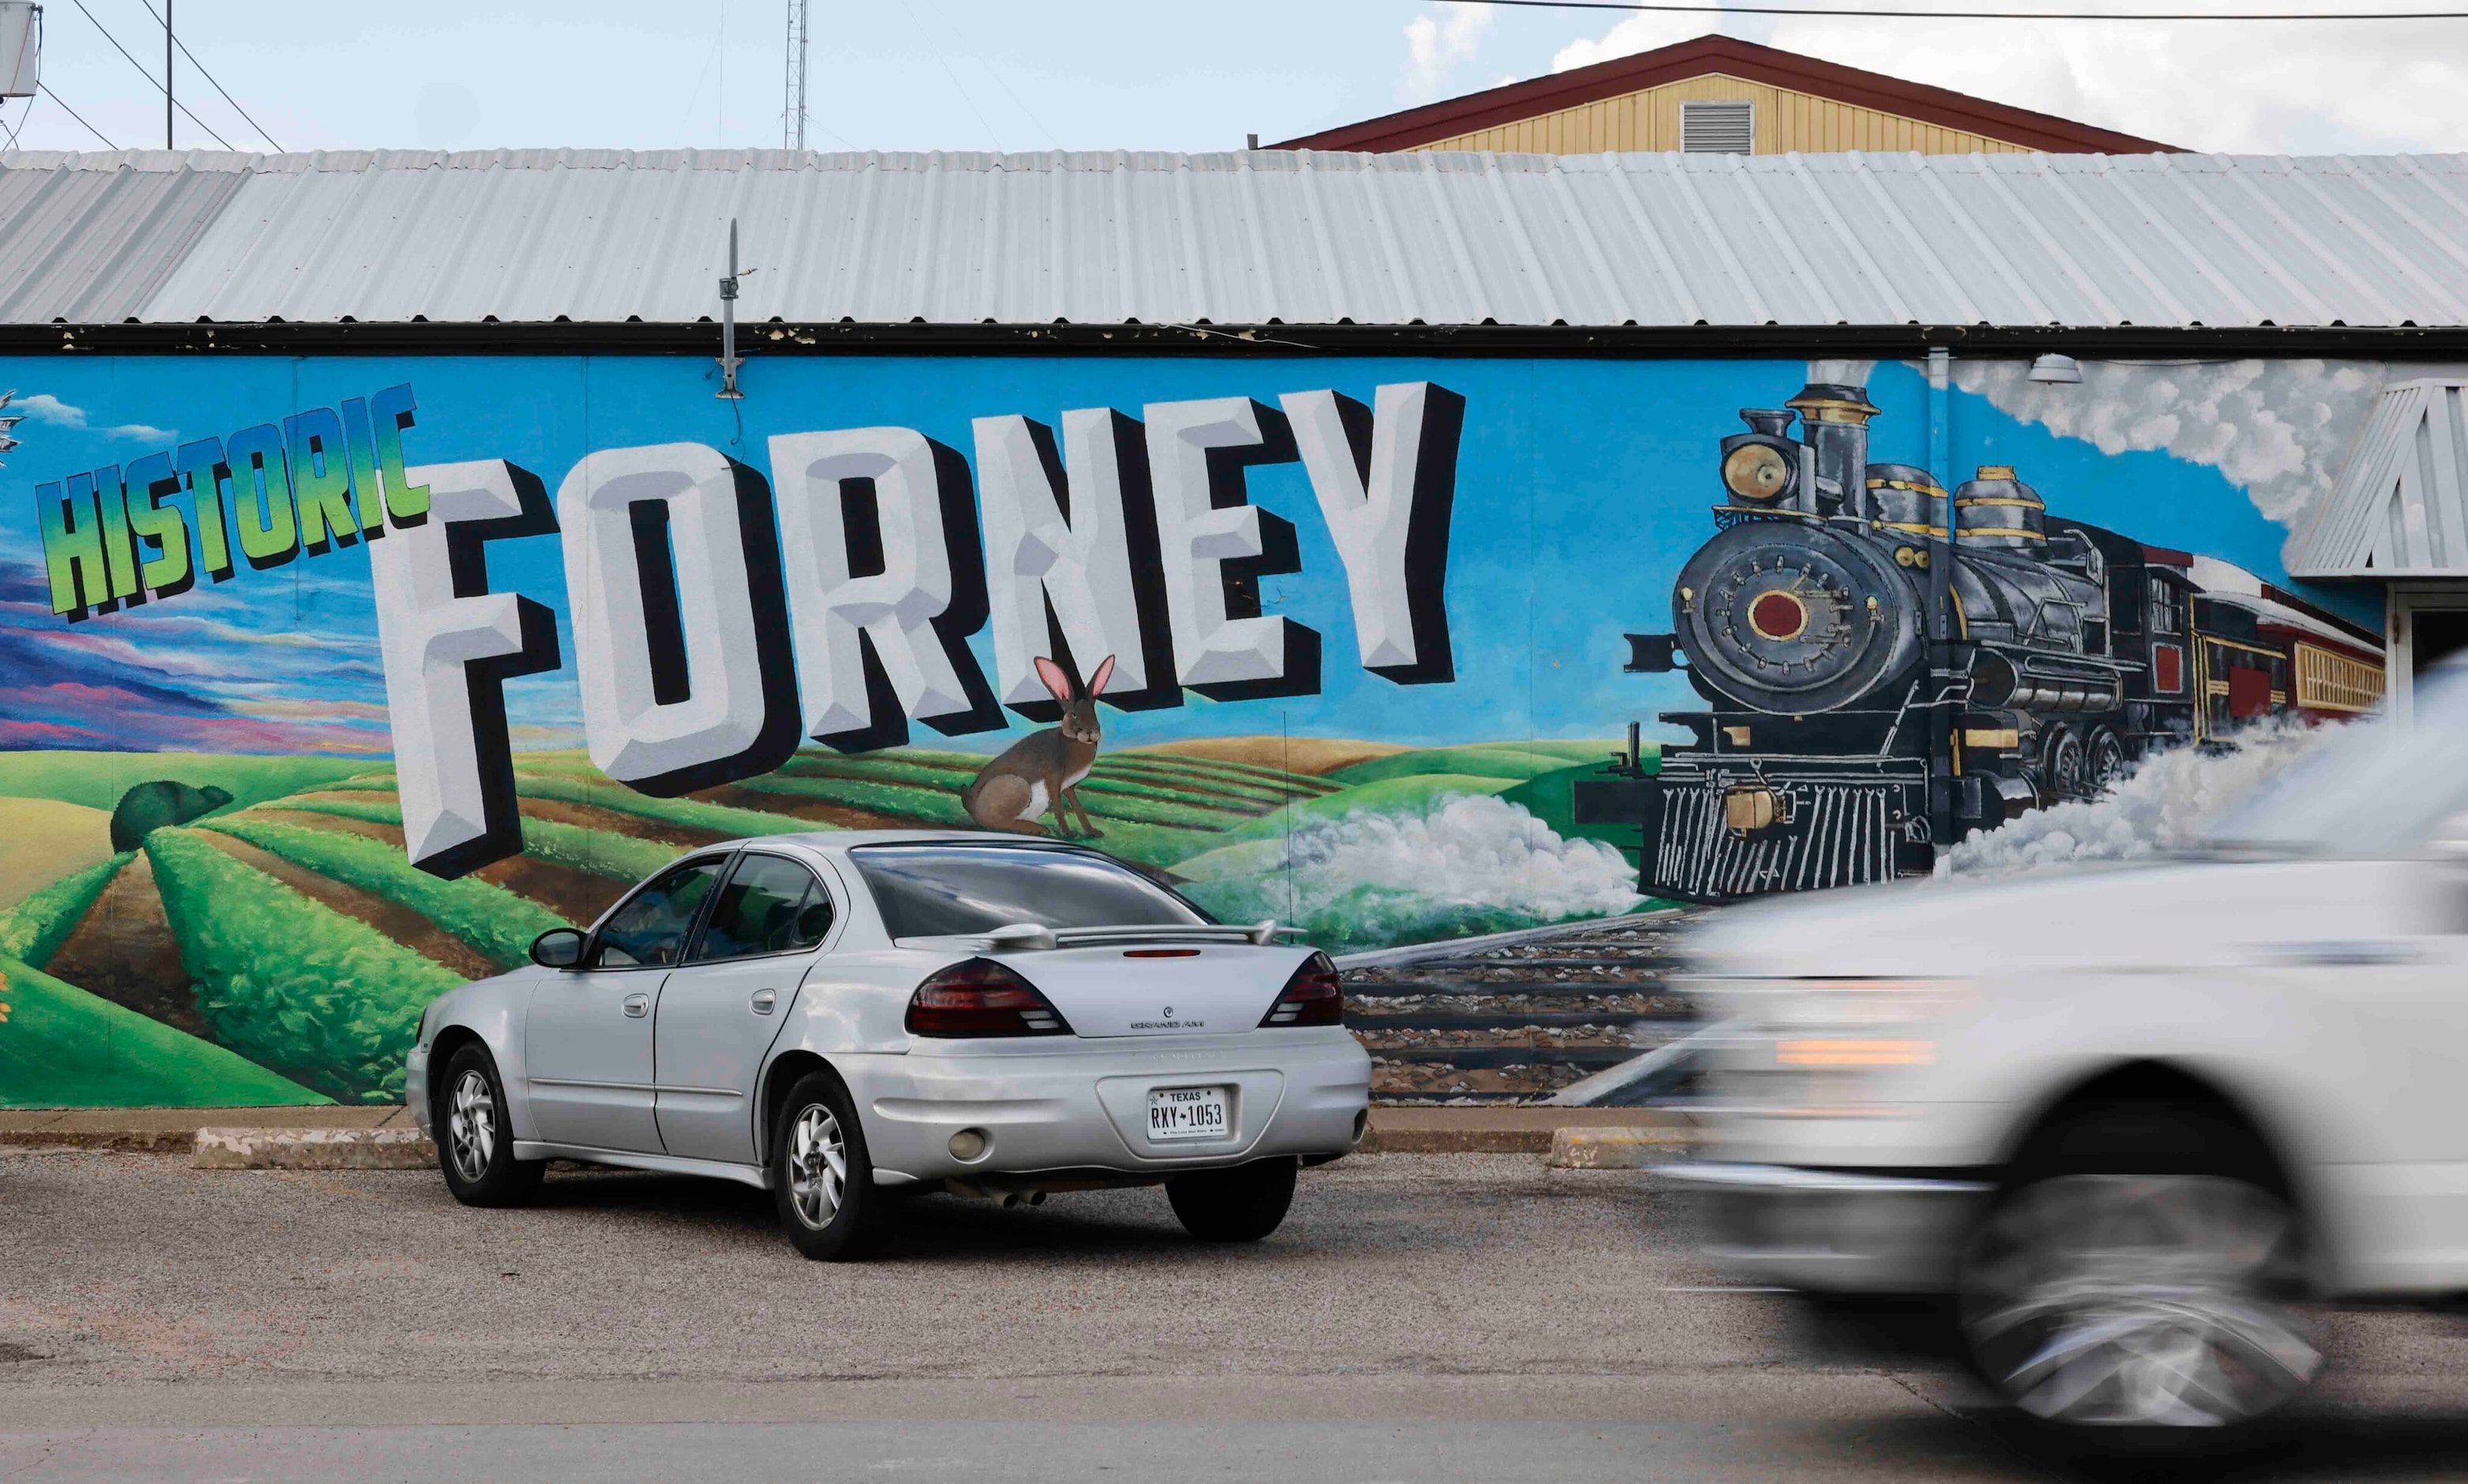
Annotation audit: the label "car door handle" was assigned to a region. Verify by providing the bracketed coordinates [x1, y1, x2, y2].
[751, 989, 778, 1015]
[623, 993, 651, 1019]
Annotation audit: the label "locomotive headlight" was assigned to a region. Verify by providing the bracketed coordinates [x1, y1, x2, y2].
[1722, 442, 1793, 502]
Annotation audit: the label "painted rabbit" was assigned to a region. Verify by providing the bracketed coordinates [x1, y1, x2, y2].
[963, 654, 1116, 838]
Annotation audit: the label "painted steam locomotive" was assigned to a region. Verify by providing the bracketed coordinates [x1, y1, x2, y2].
[1573, 381, 2387, 902]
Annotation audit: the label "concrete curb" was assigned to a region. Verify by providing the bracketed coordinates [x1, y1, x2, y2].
[192, 1127, 435, 1170]
[1543, 1126, 1695, 1169]
[4, 1105, 1697, 1162]
[0, 1106, 408, 1151]
[1358, 1106, 1697, 1155]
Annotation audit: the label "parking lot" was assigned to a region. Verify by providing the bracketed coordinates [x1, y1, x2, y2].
[5, 1146, 2468, 1481]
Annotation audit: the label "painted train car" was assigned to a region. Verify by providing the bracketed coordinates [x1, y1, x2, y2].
[1573, 381, 2387, 902]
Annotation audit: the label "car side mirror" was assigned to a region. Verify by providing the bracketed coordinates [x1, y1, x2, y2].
[530, 928, 586, 969]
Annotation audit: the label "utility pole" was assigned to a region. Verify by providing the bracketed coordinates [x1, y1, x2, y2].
[782, 0, 809, 149]
[164, 0, 172, 149]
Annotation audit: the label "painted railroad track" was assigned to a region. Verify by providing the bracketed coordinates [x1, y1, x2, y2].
[1341, 909, 1709, 1104]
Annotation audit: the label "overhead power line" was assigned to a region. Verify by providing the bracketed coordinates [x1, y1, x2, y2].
[62, 0, 232, 147]
[138, 0, 284, 151]
[39, 83, 118, 149]
[1472, 0, 2468, 18]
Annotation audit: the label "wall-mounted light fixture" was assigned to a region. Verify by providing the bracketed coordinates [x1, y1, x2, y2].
[2028, 352, 2082, 385]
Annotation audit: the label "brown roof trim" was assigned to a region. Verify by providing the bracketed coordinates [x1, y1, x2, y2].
[1272, 34, 2179, 156]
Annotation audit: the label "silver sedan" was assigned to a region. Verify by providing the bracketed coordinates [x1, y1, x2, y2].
[406, 831, 1372, 1259]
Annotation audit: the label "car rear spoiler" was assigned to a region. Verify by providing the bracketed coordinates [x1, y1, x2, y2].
[899, 921, 1305, 953]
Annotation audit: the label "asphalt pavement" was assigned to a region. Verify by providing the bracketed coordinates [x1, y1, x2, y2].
[3, 1146, 2466, 1482]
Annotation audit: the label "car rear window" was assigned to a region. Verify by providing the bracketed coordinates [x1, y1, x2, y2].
[851, 844, 1209, 939]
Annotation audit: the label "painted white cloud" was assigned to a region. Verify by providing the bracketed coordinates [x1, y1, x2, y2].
[1946, 357, 2413, 532]
[1947, 716, 2337, 878]
[1548, 2, 2468, 153]
[15, 393, 177, 444]
[1402, 2, 1497, 104]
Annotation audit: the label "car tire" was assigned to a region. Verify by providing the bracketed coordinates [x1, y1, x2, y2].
[770, 1069, 883, 1261]
[436, 1042, 544, 1208]
[1165, 1157, 1298, 1242]
[1957, 1105, 2319, 1433]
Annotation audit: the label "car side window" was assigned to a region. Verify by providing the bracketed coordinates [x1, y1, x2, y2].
[589, 858, 725, 968]
[690, 854, 835, 962]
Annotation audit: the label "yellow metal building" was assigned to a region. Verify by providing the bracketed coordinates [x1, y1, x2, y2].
[1276, 35, 2173, 156]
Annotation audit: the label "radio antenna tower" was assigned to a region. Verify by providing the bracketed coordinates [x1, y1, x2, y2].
[782, 0, 810, 150]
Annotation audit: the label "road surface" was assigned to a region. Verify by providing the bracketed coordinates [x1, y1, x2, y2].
[2, 1146, 2464, 1481]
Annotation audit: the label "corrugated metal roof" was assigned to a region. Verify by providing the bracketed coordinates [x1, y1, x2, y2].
[4, 146, 2468, 329]
[0, 156, 248, 322]
[2288, 378, 2468, 578]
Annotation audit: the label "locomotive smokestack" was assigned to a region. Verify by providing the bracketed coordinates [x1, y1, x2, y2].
[1788, 383, 1880, 518]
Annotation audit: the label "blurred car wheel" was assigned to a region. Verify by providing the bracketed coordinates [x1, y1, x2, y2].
[438, 1043, 544, 1208]
[1166, 1157, 1298, 1242]
[1958, 1168, 2319, 1430]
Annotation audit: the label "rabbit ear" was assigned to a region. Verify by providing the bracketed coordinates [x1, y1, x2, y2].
[1034, 656, 1073, 703]
[1087, 654, 1117, 698]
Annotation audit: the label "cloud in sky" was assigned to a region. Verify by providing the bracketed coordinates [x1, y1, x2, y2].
[13, 393, 178, 445]
[1547, 2, 2468, 154]
[1402, 3, 1497, 104]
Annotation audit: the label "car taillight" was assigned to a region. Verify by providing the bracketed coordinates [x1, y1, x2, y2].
[904, 959, 1073, 1038]
[1260, 951, 1343, 1027]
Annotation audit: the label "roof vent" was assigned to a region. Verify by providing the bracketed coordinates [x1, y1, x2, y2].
[1680, 100, 1754, 156]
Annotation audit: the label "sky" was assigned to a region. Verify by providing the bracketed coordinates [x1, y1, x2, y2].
[1, 0, 2465, 161]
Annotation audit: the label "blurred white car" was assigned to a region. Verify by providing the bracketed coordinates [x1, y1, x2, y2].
[1662, 674, 2468, 1433]
[406, 832, 1370, 1260]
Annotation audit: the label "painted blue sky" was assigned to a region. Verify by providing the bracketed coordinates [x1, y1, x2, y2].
[0, 353, 2384, 759]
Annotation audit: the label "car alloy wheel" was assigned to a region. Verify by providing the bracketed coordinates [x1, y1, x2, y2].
[1959, 1173, 2319, 1429]
[447, 1068, 496, 1185]
[786, 1102, 848, 1231]
[435, 1042, 542, 1208]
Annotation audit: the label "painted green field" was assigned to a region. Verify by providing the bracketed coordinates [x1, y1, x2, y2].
[1328, 740, 1624, 786]
[1, 733, 1658, 1105]
[0, 853, 131, 969]
[205, 817, 571, 969]
[0, 751, 371, 815]
[511, 770, 816, 838]
[147, 827, 461, 1104]
[0, 951, 326, 1109]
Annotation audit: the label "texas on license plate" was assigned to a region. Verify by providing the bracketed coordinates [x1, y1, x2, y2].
[1147, 1085, 1230, 1141]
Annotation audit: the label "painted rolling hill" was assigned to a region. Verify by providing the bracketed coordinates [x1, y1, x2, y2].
[0, 736, 1652, 1108]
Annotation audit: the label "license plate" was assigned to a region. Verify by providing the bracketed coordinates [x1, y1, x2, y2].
[1147, 1085, 1230, 1141]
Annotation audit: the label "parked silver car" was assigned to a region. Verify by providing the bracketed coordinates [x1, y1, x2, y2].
[406, 831, 1371, 1259]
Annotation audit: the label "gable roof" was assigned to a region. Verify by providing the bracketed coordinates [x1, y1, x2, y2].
[1272, 34, 2179, 156]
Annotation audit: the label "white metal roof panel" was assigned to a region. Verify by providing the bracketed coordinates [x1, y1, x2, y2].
[2288, 378, 2468, 578]
[6, 146, 2468, 329]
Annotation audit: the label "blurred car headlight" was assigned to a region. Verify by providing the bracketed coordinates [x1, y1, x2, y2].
[1774, 1038, 1935, 1068]
[1682, 977, 1975, 1111]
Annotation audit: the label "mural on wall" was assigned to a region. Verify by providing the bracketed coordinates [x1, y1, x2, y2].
[0, 355, 2392, 1106]
[1573, 380, 2388, 901]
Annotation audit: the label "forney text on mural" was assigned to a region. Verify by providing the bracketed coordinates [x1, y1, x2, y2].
[31, 382, 1467, 878]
